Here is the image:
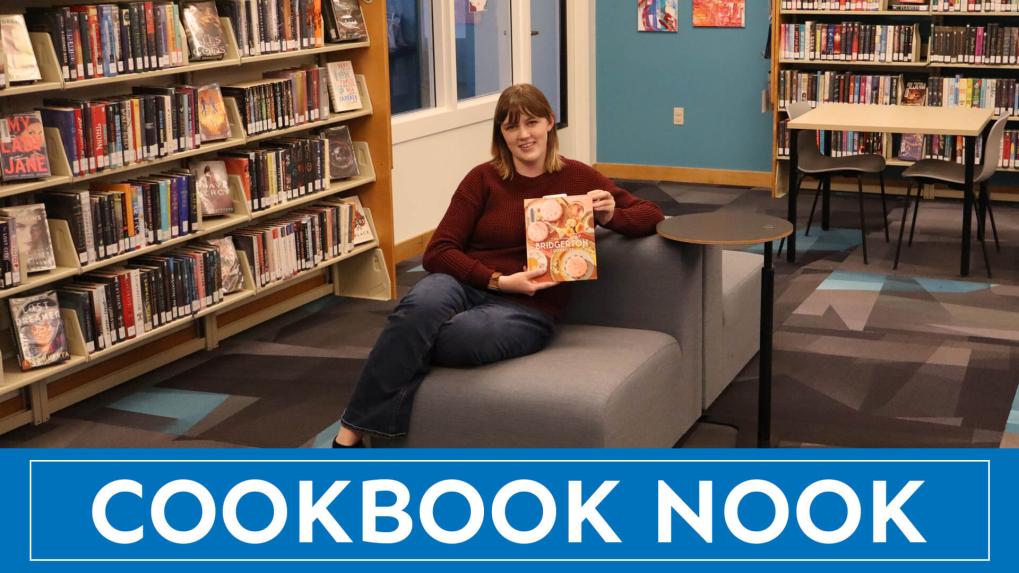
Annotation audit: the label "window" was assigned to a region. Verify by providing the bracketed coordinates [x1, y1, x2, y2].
[390, 0, 532, 143]
[530, 0, 566, 128]
[388, 0, 436, 115]
[454, 0, 513, 101]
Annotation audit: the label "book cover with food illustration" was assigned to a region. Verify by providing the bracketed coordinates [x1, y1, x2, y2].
[524, 194, 597, 283]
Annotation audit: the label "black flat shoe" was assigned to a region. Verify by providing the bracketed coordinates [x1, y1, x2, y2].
[332, 438, 364, 448]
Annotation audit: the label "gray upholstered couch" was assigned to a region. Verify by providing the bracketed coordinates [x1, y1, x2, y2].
[376, 228, 764, 448]
[703, 248, 763, 410]
[383, 230, 704, 447]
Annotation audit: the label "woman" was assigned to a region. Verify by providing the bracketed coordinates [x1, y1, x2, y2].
[333, 84, 663, 447]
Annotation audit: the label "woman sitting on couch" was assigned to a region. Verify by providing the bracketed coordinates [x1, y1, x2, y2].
[333, 84, 663, 447]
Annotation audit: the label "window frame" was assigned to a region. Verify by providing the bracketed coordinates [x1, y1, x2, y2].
[392, 0, 532, 145]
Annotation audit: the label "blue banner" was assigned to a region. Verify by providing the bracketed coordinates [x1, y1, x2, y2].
[1, 449, 1016, 572]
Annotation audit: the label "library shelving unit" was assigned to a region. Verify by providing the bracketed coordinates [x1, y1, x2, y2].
[770, 1, 1019, 197]
[0, 0, 394, 435]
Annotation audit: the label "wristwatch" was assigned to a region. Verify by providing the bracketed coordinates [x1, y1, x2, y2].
[488, 272, 503, 292]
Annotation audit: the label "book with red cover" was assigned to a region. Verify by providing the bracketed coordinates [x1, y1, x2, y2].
[523, 194, 597, 283]
[0, 112, 51, 181]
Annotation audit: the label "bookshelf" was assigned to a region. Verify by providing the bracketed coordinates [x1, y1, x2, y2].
[0, 0, 394, 435]
[771, 1, 1019, 196]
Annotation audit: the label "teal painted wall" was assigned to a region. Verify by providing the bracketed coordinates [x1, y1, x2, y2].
[596, 1, 773, 172]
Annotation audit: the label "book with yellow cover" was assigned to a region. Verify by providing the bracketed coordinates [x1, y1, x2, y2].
[524, 194, 597, 283]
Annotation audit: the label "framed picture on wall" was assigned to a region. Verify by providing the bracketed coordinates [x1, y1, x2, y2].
[692, 0, 746, 28]
[637, 0, 677, 33]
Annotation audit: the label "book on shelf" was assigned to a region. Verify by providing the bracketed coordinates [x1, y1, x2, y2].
[263, 66, 329, 124]
[0, 111, 51, 182]
[38, 172, 199, 270]
[8, 290, 70, 371]
[341, 195, 373, 246]
[218, 0, 326, 57]
[182, 1, 227, 61]
[191, 159, 234, 216]
[899, 81, 927, 162]
[323, 125, 359, 180]
[0, 13, 42, 84]
[902, 81, 928, 106]
[26, 3, 186, 83]
[229, 195, 371, 287]
[327, 0, 367, 43]
[325, 61, 362, 113]
[778, 70, 903, 109]
[781, 1, 882, 9]
[932, 0, 1019, 12]
[780, 22, 918, 63]
[523, 195, 596, 283]
[930, 25, 1019, 65]
[206, 236, 243, 293]
[40, 87, 210, 178]
[0, 203, 56, 274]
[218, 135, 326, 211]
[887, 0, 931, 10]
[49, 244, 225, 350]
[926, 76, 1018, 117]
[0, 217, 22, 288]
[196, 83, 232, 143]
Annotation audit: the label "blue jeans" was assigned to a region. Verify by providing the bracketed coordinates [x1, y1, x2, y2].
[341, 273, 556, 438]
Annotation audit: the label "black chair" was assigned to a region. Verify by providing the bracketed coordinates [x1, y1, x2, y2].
[893, 115, 1007, 278]
[781, 101, 890, 264]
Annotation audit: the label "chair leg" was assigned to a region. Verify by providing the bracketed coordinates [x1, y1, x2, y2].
[777, 237, 785, 257]
[973, 190, 992, 279]
[908, 183, 923, 247]
[857, 175, 868, 265]
[988, 199, 1000, 253]
[983, 183, 1000, 253]
[879, 172, 890, 242]
[805, 177, 823, 237]
[893, 182, 913, 270]
[977, 181, 988, 244]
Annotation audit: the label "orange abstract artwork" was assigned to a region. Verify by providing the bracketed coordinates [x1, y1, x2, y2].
[692, 0, 745, 28]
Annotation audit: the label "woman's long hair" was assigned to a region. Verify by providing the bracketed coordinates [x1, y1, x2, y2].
[491, 84, 564, 180]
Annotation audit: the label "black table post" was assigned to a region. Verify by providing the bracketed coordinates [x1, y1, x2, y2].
[759, 241, 774, 448]
[821, 130, 831, 231]
[962, 134, 975, 277]
[787, 129, 799, 263]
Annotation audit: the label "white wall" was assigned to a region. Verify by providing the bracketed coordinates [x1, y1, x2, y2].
[391, 0, 596, 245]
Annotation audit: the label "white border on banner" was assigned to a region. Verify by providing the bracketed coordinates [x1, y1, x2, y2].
[27, 459, 992, 563]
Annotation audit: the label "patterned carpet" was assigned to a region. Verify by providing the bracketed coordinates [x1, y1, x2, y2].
[2, 181, 1018, 448]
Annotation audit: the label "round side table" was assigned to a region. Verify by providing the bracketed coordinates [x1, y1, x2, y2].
[657, 212, 793, 448]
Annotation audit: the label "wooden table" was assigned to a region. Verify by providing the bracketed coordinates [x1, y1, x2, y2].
[785, 103, 993, 276]
[658, 212, 793, 448]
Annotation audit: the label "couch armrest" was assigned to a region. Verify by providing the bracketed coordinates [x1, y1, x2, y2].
[561, 230, 704, 394]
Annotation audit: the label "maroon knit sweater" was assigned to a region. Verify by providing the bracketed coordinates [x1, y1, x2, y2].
[422, 159, 664, 318]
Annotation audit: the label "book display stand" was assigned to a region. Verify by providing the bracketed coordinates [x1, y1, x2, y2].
[0, 0, 393, 434]
[772, 0, 1019, 196]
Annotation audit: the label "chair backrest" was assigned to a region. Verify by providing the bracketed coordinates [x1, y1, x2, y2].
[977, 115, 1009, 183]
[786, 101, 813, 120]
[785, 102, 823, 160]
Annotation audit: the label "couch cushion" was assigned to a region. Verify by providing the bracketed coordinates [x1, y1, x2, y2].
[398, 325, 701, 448]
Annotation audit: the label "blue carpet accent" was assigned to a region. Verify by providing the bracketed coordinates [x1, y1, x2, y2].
[1007, 386, 1019, 435]
[882, 276, 925, 293]
[915, 277, 993, 294]
[408, 265, 425, 273]
[746, 228, 861, 254]
[314, 420, 344, 448]
[108, 388, 230, 435]
[818, 271, 887, 292]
